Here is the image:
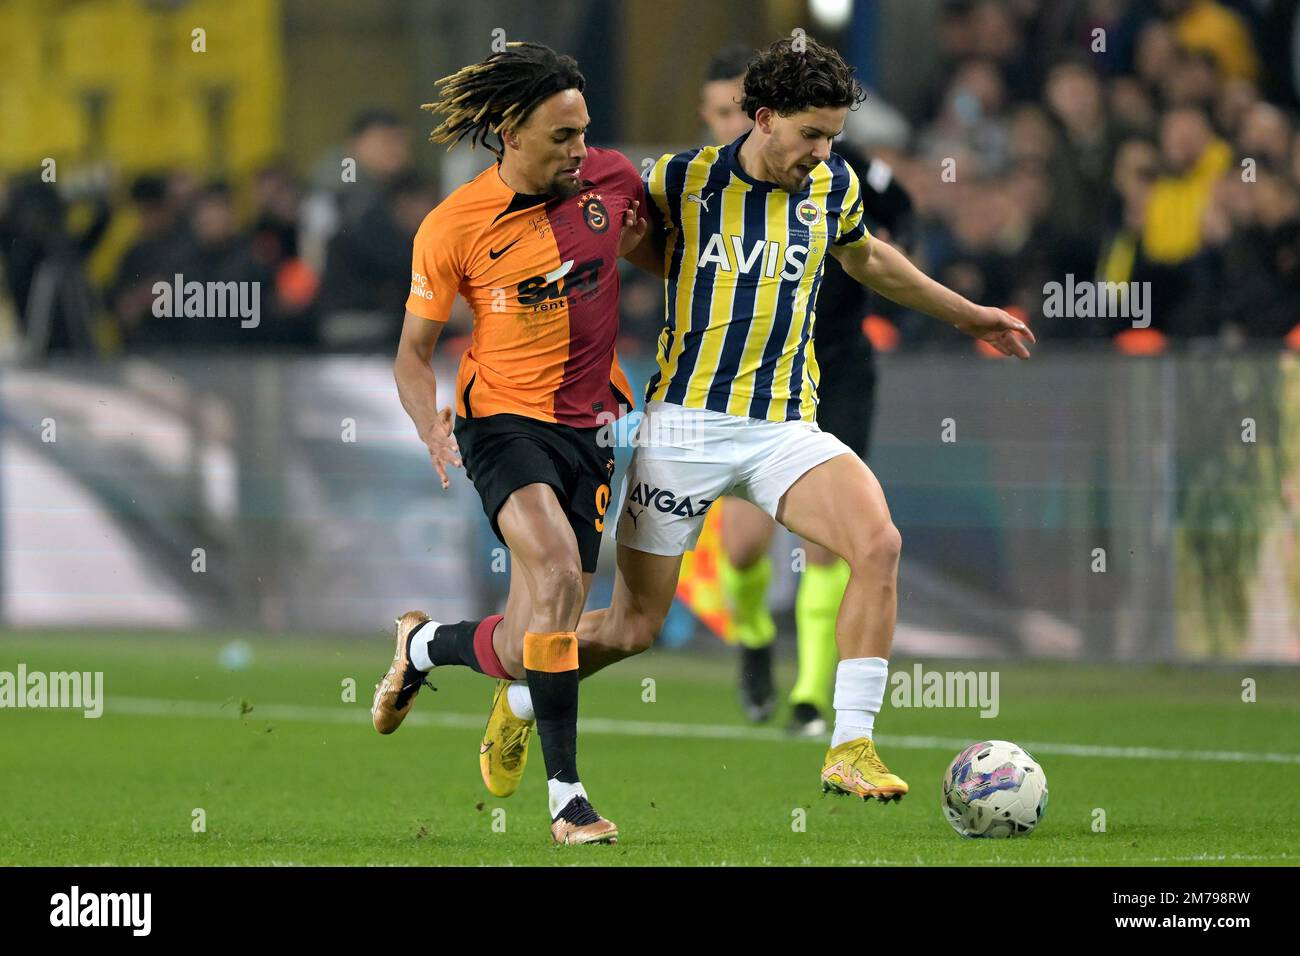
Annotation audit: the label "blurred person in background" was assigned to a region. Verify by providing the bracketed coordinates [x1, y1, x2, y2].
[1109, 74, 1160, 136]
[965, 0, 1040, 100]
[299, 109, 414, 277]
[0, 173, 110, 357]
[1140, 106, 1231, 330]
[251, 162, 304, 267]
[1215, 76, 1264, 140]
[1196, 166, 1300, 341]
[251, 162, 320, 336]
[109, 174, 185, 342]
[1237, 102, 1295, 171]
[924, 0, 1037, 121]
[318, 170, 437, 350]
[698, 45, 754, 145]
[1164, 0, 1260, 83]
[1134, 17, 1181, 94]
[1161, 46, 1225, 111]
[1043, 56, 1115, 260]
[164, 171, 202, 240]
[917, 58, 1013, 179]
[1096, 136, 1162, 333]
[126, 182, 285, 348]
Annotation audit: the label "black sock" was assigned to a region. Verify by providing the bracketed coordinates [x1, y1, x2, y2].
[425, 620, 488, 673]
[527, 668, 580, 785]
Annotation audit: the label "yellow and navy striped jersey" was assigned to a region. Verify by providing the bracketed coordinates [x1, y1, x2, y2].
[641, 132, 872, 423]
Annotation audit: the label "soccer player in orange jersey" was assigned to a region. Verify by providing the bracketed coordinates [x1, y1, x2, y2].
[370, 42, 646, 845]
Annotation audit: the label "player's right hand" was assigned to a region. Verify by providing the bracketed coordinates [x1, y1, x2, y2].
[617, 199, 648, 258]
[958, 306, 1036, 359]
[423, 407, 462, 489]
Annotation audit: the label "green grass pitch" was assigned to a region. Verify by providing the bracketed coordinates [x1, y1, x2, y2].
[1, 631, 1297, 866]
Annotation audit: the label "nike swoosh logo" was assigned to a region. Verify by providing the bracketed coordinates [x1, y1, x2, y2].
[488, 238, 521, 260]
[480, 740, 494, 754]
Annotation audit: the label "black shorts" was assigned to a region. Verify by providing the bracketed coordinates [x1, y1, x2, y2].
[453, 413, 615, 573]
[815, 354, 876, 459]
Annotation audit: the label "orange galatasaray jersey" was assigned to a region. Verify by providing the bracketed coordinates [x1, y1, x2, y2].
[406, 147, 641, 428]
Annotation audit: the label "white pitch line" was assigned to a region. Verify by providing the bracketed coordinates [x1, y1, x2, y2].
[102, 696, 1300, 766]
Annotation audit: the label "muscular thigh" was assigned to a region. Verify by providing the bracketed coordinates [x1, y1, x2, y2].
[457, 414, 612, 575]
[774, 453, 894, 559]
[497, 483, 583, 580]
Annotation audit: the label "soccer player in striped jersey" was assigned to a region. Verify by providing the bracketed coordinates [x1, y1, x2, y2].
[479, 35, 1033, 806]
[370, 43, 646, 845]
[697, 45, 918, 736]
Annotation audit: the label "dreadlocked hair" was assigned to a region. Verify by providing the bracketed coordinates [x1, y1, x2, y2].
[422, 42, 585, 158]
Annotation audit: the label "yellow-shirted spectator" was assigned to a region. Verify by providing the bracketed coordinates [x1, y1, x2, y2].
[1143, 108, 1233, 264]
[1173, 0, 1261, 82]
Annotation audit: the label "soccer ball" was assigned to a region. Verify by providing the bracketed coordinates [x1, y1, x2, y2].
[941, 740, 1048, 838]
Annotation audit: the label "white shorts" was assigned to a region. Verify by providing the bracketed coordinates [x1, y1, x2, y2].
[613, 400, 853, 556]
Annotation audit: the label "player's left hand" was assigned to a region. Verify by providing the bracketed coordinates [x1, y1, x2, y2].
[617, 200, 648, 258]
[957, 306, 1036, 359]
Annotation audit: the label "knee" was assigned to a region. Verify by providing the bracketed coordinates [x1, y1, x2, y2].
[848, 522, 902, 576]
[533, 561, 584, 613]
[725, 538, 768, 570]
[725, 546, 761, 570]
[617, 608, 665, 655]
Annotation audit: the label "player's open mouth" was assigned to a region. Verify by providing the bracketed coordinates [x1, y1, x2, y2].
[794, 164, 811, 178]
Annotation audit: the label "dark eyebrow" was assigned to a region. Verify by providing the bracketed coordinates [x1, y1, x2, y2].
[802, 126, 843, 138]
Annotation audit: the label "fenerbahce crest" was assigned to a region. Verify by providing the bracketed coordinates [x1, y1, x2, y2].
[796, 199, 823, 227]
[579, 192, 609, 233]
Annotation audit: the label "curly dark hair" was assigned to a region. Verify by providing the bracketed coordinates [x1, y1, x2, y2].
[740, 35, 866, 119]
[422, 42, 585, 158]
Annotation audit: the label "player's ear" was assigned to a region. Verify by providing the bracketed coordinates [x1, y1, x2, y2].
[753, 106, 773, 134]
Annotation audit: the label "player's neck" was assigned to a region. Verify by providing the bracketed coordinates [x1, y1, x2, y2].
[497, 157, 550, 198]
[736, 133, 778, 187]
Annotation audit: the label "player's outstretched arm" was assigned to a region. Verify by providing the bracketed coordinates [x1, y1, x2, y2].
[394, 309, 462, 489]
[830, 238, 1036, 359]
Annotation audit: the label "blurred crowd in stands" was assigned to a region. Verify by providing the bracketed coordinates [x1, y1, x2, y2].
[878, 0, 1300, 350]
[0, 0, 1297, 359]
[0, 110, 434, 355]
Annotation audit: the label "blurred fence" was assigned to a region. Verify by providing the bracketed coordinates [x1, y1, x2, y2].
[2, 348, 1296, 662]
